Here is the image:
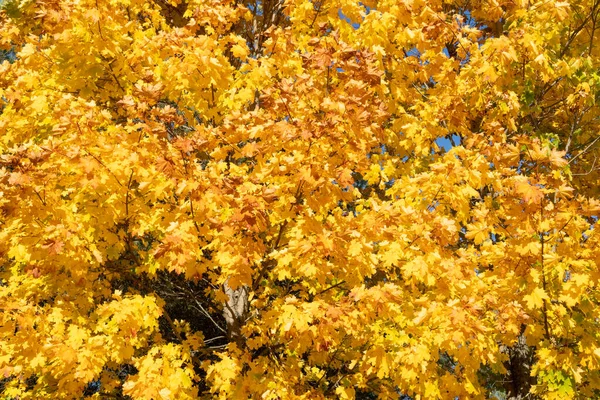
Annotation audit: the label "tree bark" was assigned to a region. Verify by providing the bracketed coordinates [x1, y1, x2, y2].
[504, 330, 537, 400]
[222, 282, 249, 344]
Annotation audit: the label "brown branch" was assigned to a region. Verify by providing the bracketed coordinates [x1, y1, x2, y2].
[588, 7, 598, 56]
[95, 0, 105, 40]
[572, 156, 599, 175]
[190, 295, 228, 335]
[83, 148, 124, 187]
[107, 61, 125, 92]
[125, 170, 134, 219]
[559, 0, 600, 58]
[32, 188, 46, 206]
[315, 280, 346, 297]
[539, 201, 551, 341]
[568, 135, 600, 165]
[309, 0, 326, 29]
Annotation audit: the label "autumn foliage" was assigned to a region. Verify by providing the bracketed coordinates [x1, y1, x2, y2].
[1, 0, 600, 398]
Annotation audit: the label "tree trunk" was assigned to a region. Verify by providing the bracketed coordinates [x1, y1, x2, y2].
[504, 330, 537, 400]
[222, 282, 249, 344]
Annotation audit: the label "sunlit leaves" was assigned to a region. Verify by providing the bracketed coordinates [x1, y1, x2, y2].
[123, 344, 196, 400]
[1, 0, 600, 398]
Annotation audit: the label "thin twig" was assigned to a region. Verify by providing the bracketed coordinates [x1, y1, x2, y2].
[193, 297, 228, 334]
[204, 335, 226, 344]
[568, 135, 600, 165]
[539, 201, 551, 341]
[315, 280, 346, 296]
[83, 149, 124, 187]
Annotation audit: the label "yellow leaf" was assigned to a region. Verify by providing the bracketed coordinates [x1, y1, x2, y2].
[524, 287, 549, 309]
[30, 95, 48, 114]
[231, 44, 248, 59]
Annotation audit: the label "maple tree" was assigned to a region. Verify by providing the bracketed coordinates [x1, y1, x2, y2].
[1, 0, 600, 398]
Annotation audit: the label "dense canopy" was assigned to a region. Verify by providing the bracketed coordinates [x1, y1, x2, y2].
[1, 0, 600, 398]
